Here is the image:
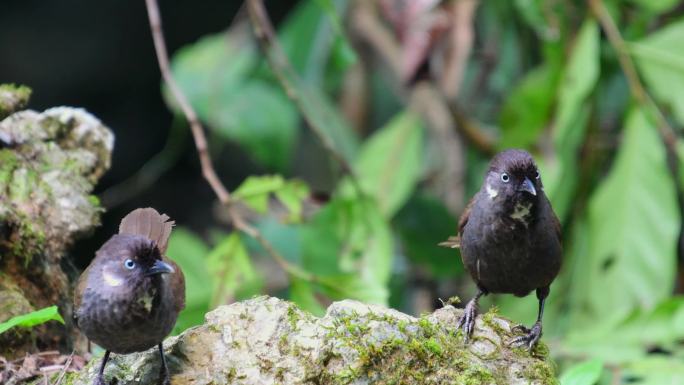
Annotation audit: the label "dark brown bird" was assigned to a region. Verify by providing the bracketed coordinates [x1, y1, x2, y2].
[74, 208, 185, 385]
[440, 149, 561, 350]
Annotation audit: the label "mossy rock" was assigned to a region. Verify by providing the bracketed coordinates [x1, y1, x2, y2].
[64, 296, 557, 385]
[0, 85, 114, 357]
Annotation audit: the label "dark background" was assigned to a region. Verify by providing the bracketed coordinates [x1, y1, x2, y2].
[0, 0, 297, 267]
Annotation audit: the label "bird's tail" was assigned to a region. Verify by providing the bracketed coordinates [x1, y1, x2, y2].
[119, 207, 175, 254]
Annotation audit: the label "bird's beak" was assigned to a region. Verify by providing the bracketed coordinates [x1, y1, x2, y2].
[146, 260, 175, 276]
[518, 177, 537, 196]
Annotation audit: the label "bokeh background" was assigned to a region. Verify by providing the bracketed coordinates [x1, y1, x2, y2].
[3, 0, 684, 383]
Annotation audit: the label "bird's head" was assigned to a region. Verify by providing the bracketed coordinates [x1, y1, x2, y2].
[483, 149, 544, 219]
[95, 234, 175, 289]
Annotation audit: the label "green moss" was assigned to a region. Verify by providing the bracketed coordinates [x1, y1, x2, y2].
[287, 304, 301, 330]
[0, 84, 31, 119]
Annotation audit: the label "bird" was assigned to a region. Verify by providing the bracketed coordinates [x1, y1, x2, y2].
[74, 208, 185, 385]
[440, 149, 561, 351]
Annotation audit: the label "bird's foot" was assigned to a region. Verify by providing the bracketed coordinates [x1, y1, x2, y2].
[456, 298, 479, 343]
[509, 321, 542, 351]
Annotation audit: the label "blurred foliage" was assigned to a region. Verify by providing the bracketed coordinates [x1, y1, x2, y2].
[159, 0, 684, 383]
[0, 306, 64, 335]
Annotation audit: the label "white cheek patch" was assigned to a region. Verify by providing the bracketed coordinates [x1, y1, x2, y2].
[486, 184, 498, 199]
[102, 268, 124, 287]
[510, 202, 532, 223]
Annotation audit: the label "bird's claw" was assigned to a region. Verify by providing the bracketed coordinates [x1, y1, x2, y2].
[511, 324, 531, 334]
[509, 321, 542, 351]
[456, 299, 478, 343]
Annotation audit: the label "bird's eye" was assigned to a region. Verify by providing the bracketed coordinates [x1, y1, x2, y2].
[124, 259, 136, 270]
[535, 170, 540, 179]
[501, 173, 510, 183]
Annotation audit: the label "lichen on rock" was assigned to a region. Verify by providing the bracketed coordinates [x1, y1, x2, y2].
[0, 85, 114, 357]
[66, 296, 557, 385]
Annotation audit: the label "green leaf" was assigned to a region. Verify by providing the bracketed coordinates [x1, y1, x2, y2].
[339, 112, 424, 217]
[0, 306, 64, 335]
[233, 175, 310, 221]
[279, 0, 355, 83]
[208, 81, 299, 171]
[544, 19, 600, 221]
[166, 228, 211, 334]
[626, 0, 679, 14]
[317, 273, 389, 305]
[623, 357, 684, 385]
[499, 64, 560, 149]
[169, 34, 298, 171]
[289, 277, 326, 316]
[630, 20, 684, 126]
[301, 197, 393, 305]
[394, 193, 462, 278]
[563, 297, 684, 363]
[206, 233, 262, 306]
[559, 359, 603, 385]
[573, 107, 679, 328]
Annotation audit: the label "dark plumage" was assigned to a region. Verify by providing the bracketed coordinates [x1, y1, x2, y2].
[74, 208, 185, 385]
[441, 149, 562, 350]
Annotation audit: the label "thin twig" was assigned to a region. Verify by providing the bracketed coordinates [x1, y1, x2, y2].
[245, 0, 364, 194]
[145, 0, 231, 205]
[143, 0, 343, 295]
[54, 352, 74, 378]
[589, 0, 684, 234]
[588, 0, 679, 157]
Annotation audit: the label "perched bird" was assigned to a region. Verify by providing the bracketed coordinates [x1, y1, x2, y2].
[440, 149, 561, 350]
[74, 208, 185, 385]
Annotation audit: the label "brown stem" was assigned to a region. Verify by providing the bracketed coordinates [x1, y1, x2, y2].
[245, 0, 364, 195]
[143, 0, 335, 292]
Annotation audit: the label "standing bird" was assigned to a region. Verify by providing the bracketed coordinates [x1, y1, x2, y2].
[440, 149, 561, 350]
[74, 208, 185, 385]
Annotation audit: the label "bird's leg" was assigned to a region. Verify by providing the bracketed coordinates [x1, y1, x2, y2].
[158, 343, 170, 385]
[510, 287, 548, 351]
[93, 351, 110, 385]
[456, 289, 484, 343]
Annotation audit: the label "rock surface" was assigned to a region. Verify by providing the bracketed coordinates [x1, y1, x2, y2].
[0, 85, 114, 357]
[68, 296, 557, 385]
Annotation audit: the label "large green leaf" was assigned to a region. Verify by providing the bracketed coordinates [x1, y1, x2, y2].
[279, 0, 354, 84]
[394, 193, 461, 278]
[274, 0, 360, 162]
[166, 228, 211, 334]
[543, 19, 600, 221]
[339, 112, 424, 217]
[301, 197, 393, 305]
[626, 0, 679, 14]
[575, 108, 679, 327]
[169, 34, 298, 171]
[0, 306, 64, 335]
[499, 64, 560, 149]
[563, 297, 684, 363]
[630, 20, 684, 126]
[559, 359, 603, 385]
[233, 175, 310, 222]
[289, 277, 326, 316]
[206, 233, 262, 307]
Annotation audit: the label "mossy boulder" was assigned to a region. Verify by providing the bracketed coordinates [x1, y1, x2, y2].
[66, 296, 557, 385]
[0, 84, 114, 357]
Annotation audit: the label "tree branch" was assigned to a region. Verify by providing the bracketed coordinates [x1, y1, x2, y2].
[143, 0, 336, 293]
[245, 0, 364, 194]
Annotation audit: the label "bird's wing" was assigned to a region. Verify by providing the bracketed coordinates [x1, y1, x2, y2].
[165, 257, 186, 312]
[552, 209, 562, 245]
[438, 197, 475, 249]
[119, 208, 175, 254]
